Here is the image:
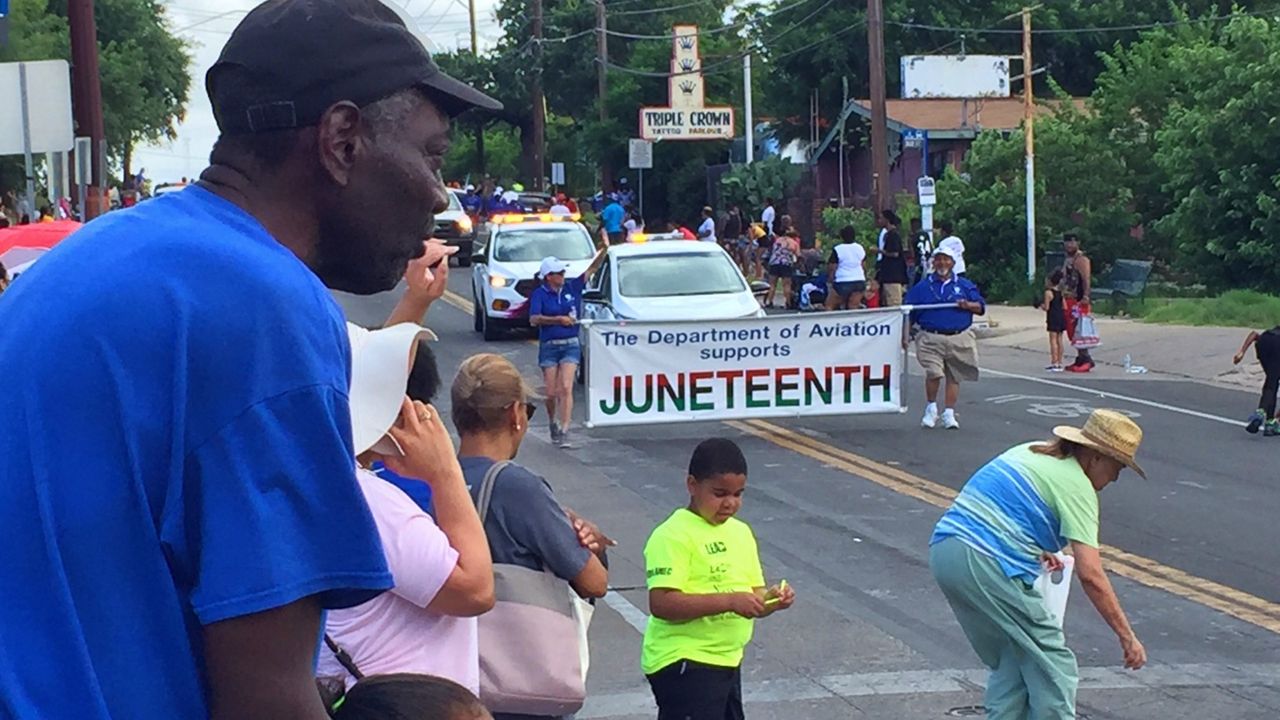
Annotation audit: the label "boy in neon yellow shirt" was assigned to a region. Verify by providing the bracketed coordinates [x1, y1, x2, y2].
[642, 438, 796, 719]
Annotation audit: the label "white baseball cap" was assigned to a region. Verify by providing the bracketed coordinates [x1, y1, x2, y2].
[347, 321, 438, 456]
[932, 245, 957, 260]
[539, 257, 570, 277]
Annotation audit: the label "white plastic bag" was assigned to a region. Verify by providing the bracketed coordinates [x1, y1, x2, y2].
[572, 593, 595, 683]
[1033, 553, 1075, 628]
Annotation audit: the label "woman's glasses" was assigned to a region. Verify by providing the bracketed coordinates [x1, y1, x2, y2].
[507, 401, 539, 420]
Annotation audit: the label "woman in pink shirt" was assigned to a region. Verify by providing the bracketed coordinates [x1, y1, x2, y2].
[318, 323, 495, 692]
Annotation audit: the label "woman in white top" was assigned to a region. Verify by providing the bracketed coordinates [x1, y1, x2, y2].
[826, 225, 867, 310]
[624, 210, 644, 241]
[319, 323, 495, 693]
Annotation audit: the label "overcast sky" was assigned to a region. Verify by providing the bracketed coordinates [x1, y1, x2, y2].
[135, 0, 503, 182]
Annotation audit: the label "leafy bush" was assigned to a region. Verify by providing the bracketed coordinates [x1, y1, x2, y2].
[1134, 290, 1280, 328]
[719, 157, 801, 214]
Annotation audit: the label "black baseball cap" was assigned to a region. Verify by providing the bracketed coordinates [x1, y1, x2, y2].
[208, 0, 502, 134]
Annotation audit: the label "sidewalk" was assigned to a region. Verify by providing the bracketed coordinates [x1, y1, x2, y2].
[980, 305, 1262, 391]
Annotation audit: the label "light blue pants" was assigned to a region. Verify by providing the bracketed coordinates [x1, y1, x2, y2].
[930, 537, 1079, 719]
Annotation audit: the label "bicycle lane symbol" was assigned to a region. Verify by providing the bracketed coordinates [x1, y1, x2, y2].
[985, 394, 1142, 419]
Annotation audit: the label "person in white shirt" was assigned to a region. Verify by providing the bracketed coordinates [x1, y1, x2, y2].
[825, 225, 867, 310]
[624, 210, 644, 241]
[320, 323, 495, 693]
[937, 220, 967, 276]
[761, 198, 777, 237]
[697, 206, 717, 243]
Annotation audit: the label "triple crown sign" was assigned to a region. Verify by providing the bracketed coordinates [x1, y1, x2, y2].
[639, 25, 735, 141]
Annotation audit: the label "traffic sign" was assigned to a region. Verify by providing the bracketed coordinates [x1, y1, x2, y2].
[550, 162, 565, 185]
[629, 139, 653, 169]
[917, 176, 936, 207]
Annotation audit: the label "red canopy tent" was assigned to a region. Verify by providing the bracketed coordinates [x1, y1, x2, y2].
[0, 220, 83, 271]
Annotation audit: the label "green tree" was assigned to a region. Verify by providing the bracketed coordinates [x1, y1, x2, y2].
[934, 106, 1135, 299]
[1148, 16, 1280, 289]
[1, 0, 191, 189]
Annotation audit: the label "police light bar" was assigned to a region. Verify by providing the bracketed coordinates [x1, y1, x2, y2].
[491, 213, 582, 224]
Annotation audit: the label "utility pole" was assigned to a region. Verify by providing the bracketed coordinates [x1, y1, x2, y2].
[596, 0, 611, 190]
[867, 0, 890, 214]
[1022, 6, 1036, 283]
[743, 53, 754, 163]
[530, 0, 546, 191]
[68, 0, 105, 219]
[468, 0, 485, 175]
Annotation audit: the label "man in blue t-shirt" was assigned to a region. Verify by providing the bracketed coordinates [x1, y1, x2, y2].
[0, 2, 501, 719]
[905, 246, 987, 430]
[600, 192, 626, 245]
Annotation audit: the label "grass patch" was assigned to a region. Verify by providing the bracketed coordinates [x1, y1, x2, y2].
[1131, 290, 1280, 328]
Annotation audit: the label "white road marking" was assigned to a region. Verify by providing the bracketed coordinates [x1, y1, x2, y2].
[579, 663, 1280, 718]
[981, 368, 1244, 427]
[603, 590, 649, 634]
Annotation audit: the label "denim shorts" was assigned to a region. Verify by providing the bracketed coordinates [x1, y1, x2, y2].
[539, 338, 582, 368]
[832, 280, 867, 298]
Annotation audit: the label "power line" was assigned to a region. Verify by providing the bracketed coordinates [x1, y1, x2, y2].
[601, 0, 816, 40]
[886, 11, 1272, 36]
[608, 0, 717, 18]
[600, 0, 834, 77]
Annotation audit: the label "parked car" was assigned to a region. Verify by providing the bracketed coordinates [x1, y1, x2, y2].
[436, 189, 478, 266]
[470, 213, 596, 340]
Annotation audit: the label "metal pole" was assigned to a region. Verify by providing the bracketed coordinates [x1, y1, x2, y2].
[18, 63, 36, 216]
[838, 76, 848, 205]
[867, 0, 890, 213]
[1023, 7, 1036, 283]
[530, 0, 546, 191]
[638, 167, 644, 217]
[744, 53, 754, 163]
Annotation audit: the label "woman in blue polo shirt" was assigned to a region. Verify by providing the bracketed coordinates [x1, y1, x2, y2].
[530, 250, 606, 448]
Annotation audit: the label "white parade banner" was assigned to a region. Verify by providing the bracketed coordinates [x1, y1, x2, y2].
[584, 309, 907, 427]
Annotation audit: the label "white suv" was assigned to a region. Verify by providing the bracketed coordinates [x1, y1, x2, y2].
[471, 215, 598, 340]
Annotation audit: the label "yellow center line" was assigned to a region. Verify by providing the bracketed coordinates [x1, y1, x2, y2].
[437, 293, 1280, 633]
[730, 418, 1280, 634]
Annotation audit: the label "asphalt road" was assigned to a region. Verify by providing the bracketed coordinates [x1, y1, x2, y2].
[333, 271, 1280, 719]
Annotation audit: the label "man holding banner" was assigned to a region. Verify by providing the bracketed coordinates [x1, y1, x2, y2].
[905, 246, 986, 430]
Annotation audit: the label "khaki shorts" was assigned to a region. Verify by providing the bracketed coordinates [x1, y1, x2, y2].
[881, 282, 905, 307]
[916, 329, 980, 383]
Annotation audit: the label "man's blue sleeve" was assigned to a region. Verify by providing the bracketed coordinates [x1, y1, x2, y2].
[965, 280, 987, 312]
[171, 385, 391, 625]
[904, 279, 927, 324]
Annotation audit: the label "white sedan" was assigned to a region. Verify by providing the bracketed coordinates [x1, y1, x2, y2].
[580, 238, 766, 322]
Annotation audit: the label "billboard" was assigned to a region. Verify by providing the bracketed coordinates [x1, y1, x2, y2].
[901, 54, 1011, 99]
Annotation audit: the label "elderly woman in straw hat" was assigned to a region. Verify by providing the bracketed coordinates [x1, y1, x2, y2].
[929, 409, 1148, 719]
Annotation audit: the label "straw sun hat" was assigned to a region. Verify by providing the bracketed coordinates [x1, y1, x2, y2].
[1052, 409, 1147, 479]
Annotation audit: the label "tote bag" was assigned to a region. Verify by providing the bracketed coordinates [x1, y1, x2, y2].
[1072, 313, 1102, 349]
[474, 461, 592, 716]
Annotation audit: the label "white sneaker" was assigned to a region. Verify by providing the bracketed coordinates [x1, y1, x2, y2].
[942, 410, 960, 429]
[921, 404, 939, 429]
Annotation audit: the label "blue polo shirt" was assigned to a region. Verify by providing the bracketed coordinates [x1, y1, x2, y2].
[461, 192, 483, 215]
[905, 272, 986, 332]
[529, 276, 586, 342]
[601, 201, 625, 233]
[0, 186, 392, 719]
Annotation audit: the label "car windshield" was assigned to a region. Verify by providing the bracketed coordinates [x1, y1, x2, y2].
[493, 227, 594, 262]
[446, 192, 462, 211]
[617, 253, 747, 297]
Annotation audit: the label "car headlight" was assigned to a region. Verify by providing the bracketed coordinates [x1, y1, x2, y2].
[490, 275, 512, 288]
[456, 215, 473, 233]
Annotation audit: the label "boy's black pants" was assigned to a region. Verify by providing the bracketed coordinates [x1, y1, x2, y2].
[647, 660, 744, 720]
[1258, 330, 1280, 417]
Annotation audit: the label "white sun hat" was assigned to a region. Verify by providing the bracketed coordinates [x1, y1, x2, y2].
[347, 321, 438, 456]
